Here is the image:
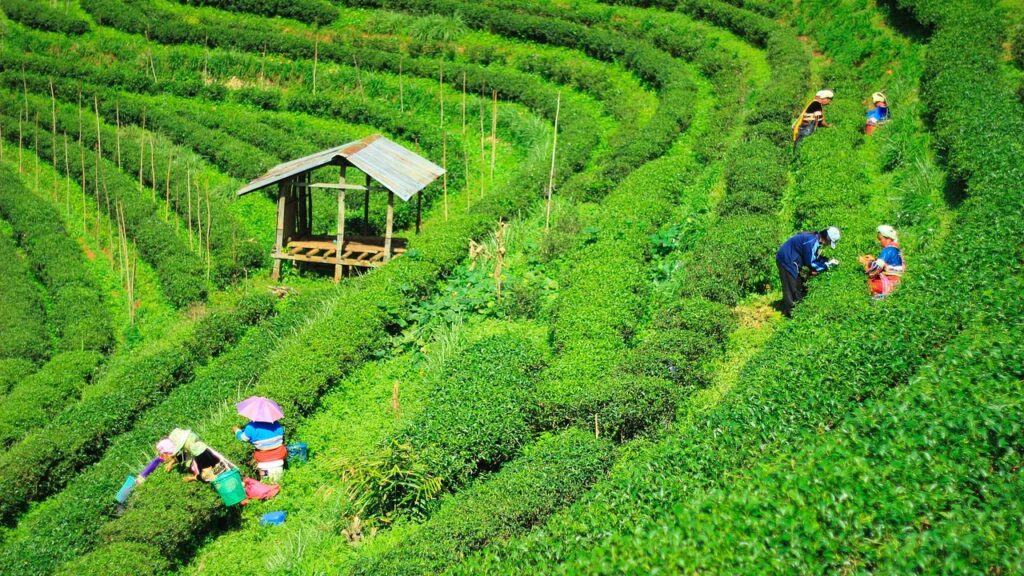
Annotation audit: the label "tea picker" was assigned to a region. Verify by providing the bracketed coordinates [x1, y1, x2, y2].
[793, 89, 834, 150]
[858, 224, 905, 299]
[775, 227, 841, 317]
[864, 92, 890, 135]
[234, 396, 287, 483]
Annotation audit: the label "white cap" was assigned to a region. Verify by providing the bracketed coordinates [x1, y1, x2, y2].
[876, 224, 898, 241]
[825, 226, 841, 248]
[872, 92, 887, 104]
[816, 89, 835, 100]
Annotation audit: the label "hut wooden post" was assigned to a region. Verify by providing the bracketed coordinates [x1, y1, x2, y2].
[335, 163, 347, 282]
[415, 190, 422, 234]
[363, 172, 371, 235]
[272, 181, 287, 280]
[384, 191, 394, 262]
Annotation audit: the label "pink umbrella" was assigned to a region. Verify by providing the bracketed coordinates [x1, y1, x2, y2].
[236, 396, 284, 423]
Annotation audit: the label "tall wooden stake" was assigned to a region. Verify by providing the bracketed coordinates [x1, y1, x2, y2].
[165, 147, 173, 221]
[149, 135, 156, 199]
[479, 95, 485, 199]
[186, 170, 193, 249]
[205, 180, 212, 280]
[49, 79, 57, 171]
[138, 112, 146, 189]
[63, 133, 70, 218]
[384, 190, 394, 263]
[490, 90, 497, 182]
[335, 165, 347, 282]
[115, 102, 122, 169]
[399, 57, 404, 113]
[494, 220, 507, 302]
[545, 92, 561, 234]
[462, 72, 469, 210]
[440, 64, 447, 221]
[312, 34, 319, 96]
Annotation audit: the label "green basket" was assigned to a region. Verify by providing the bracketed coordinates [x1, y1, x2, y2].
[211, 468, 246, 506]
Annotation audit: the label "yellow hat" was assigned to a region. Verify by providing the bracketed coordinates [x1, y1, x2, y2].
[872, 92, 887, 104]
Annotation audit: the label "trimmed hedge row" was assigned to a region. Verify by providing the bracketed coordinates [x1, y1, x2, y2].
[0, 351, 102, 449]
[0, 98, 208, 307]
[49, 50, 587, 567]
[0, 291, 275, 525]
[0, 287, 332, 575]
[0, 166, 113, 352]
[354, 0, 700, 200]
[556, 319, 1024, 573]
[0, 220, 48, 363]
[402, 331, 548, 491]
[456, 0, 1024, 571]
[351, 429, 615, 575]
[0, 0, 90, 35]
[0, 358, 35, 397]
[174, 0, 338, 25]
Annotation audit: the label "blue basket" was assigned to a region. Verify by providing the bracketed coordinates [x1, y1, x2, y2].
[260, 510, 287, 526]
[114, 475, 136, 504]
[286, 442, 308, 463]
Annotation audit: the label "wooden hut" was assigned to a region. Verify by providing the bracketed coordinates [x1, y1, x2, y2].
[237, 135, 445, 281]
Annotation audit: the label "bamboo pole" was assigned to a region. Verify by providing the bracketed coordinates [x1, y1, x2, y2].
[462, 72, 469, 210]
[205, 179, 212, 281]
[545, 92, 561, 234]
[490, 89, 497, 182]
[196, 178, 203, 257]
[33, 113, 40, 196]
[138, 113, 146, 189]
[79, 122, 86, 234]
[0, 122, 4, 163]
[165, 146, 173, 221]
[18, 109, 23, 173]
[479, 95, 485, 199]
[312, 34, 319, 96]
[186, 169, 193, 249]
[354, 56, 364, 100]
[399, 57, 404, 113]
[494, 220, 507, 302]
[115, 101, 122, 169]
[440, 64, 447, 221]
[49, 79, 57, 171]
[149, 135, 156, 199]
[63, 133, 70, 219]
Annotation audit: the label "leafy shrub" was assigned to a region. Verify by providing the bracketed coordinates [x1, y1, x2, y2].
[625, 297, 735, 385]
[0, 167, 113, 352]
[674, 213, 780, 305]
[0, 0, 90, 34]
[0, 224, 48, 362]
[339, 439, 444, 524]
[352, 429, 614, 575]
[0, 358, 34, 396]
[62, 542, 170, 576]
[177, 0, 338, 25]
[0, 292, 275, 524]
[0, 105, 208, 307]
[0, 351, 103, 448]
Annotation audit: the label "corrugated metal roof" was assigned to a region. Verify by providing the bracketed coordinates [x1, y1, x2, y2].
[236, 134, 445, 202]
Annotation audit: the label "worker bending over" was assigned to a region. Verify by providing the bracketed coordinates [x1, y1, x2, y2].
[776, 227, 841, 317]
[793, 89, 834, 149]
[156, 428, 228, 482]
[865, 92, 890, 135]
[858, 224, 905, 298]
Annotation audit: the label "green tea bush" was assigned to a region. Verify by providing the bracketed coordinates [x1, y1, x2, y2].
[0, 292, 274, 525]
[0, 103, 208, 307]
[0, 351, 103, 449]
[351, 429, 614, 575]
[0, 0, 90, 35]
[455, 0, 1024, 569]
[0, 289, 330, 576]
[0, 166, 113, 352]
[0, 222, 48, 363]
[717, 138, 788, 216]
[62, 542, 170, 576]
[625, 297, 735, 385]
[0, 358, 34, 397]
[175, 0, 338, 25]
[674, 213, 779, 305]
[403, 331, 547, 491]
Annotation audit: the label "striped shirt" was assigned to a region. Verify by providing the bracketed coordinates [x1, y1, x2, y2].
[236, 421, 285, 450]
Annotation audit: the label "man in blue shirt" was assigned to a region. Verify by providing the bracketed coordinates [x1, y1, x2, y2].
[776, 227, 841, 317]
